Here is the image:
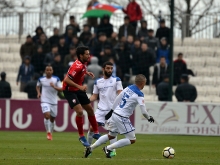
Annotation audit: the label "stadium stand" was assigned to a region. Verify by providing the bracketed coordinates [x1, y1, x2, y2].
[0, 36, 219, 102]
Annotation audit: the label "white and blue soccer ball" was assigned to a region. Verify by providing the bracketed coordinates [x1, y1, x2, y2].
[162, 147, 175, 159]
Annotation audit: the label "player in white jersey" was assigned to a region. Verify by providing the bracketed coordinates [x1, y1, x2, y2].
[87, 61, 123, 156]
[36, 65, 63, 140]
[84, 74, 154, 158]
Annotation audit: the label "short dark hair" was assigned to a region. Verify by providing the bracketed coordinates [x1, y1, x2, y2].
[124, 15, 130, 20]
[45, 65, 53, 70]
[76, 46, 89, 59]
[160, 56, 165, 59]
[148, 29, 154, 33]
[1, 72, 6, 80]
[70, 15, 75, 20]
[102, 61, 113, 68]
[178, 52, 183, 56]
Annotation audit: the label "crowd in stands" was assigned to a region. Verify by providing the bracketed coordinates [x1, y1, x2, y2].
[0, 0, 197, 102]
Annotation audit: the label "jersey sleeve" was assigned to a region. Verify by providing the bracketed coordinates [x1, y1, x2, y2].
[93, 80, 99, 94]
[137, 96, 145, 106]
[56, 78, 62, 88]
[116, 77, 123, 91]
[67, 65, 81, 80]
[36, 78, 41, 87]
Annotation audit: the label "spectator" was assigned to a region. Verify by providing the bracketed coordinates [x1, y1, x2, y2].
[115, 43, 131, 80]
[156, 19, 170, 43]
[36, 33, 50, 54]
[156, 74, 170, 101]
[93, 32, 112, 60]
[0, 72, 11, 98]
[135, 42, 155, 85]
[70, 36, 80, 48]
[118, 16, 135, 40]
[152, 56, 169, 88]
[64, 46, 77, 69]
[86, 57, 102, 94]
[51, 54, 65, 81]
[126, 35, 134, 52]
[108, 32, 118, 47]
[144, 29, 160, 53]
[173, 53, 187, 85]
[156, 37, 170, 64]
[87, 0, 99, 30]
[122, 0, 142, 30]
[122, 74, 132, 88]
[175, 74, 197, 102]
[20, 35, 35, 62]
[49, 28, 60, 46]
[65, 15, 80, 36]
[65, 26, 74, 46]
[97, 15, 113, 38]
[137, 20, 148, 40]
[24, 73, 40, 99]
[58, 35, 69, 63]
[44, 45, 59, 66]
[79, 24, 92, 45]
[31, 46, 45, 76]
[16, 56, 34, 92]
[100, 45, 115, 65]
[131, 39, 141, 75]
[32, 26, 44, 43]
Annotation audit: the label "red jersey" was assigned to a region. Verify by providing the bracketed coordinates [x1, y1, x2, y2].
[123, 1, 142, 22]
[63, 60, 87, 91]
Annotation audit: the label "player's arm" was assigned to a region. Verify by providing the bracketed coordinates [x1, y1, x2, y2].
[138, 97, 154, 123]
[50, 82, 63, 92]
[36, 84, 41, 99]
[90, 94, 98, 102]
[64, 76, 86, 91]
[116, 77, 123, 95]
[86, 71, 95, 79]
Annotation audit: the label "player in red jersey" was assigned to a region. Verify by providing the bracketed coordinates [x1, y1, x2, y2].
[63, 46, 100, 147]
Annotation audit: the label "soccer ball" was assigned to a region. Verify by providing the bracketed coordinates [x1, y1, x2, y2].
[162, 147, 175, 159]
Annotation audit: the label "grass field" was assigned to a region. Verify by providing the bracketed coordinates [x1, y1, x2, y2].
[0, 131, 220, 165]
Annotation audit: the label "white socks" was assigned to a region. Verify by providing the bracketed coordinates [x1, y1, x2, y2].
[107, 138, 131, 151]
[50, 121, 54, 133]
[87, 131, 94, 144]
[110, 136, 117, 145]
[44, 119, 50, 133]
[91, 134, 109, 151]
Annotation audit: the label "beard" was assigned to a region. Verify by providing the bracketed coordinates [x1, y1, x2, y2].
[104, 71, 112, 78]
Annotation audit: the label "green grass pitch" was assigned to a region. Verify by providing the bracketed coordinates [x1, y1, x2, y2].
[0, 131, 220, 165]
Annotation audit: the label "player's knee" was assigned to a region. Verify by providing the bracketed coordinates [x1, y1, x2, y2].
[44, 113, 50, 119]
[76, 110, 83, 116]
[108, 134, 116, 140]
[89, 126, 93, 132]
[130, 140, 136, 144]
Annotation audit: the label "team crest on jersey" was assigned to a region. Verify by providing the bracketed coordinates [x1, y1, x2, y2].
[72, 99, 76, 103]
[72, 71, 76, 76]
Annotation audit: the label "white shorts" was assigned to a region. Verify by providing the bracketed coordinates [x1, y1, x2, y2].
[41, 103, 57, 117]
[95, 109, 109, 126]
[106, 113, 135, 136]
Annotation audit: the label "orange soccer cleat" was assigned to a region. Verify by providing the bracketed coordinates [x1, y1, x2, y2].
[47, 132, 52, 140]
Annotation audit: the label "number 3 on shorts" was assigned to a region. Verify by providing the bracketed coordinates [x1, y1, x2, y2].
[119, 93, 130, 108]
[43, 106, 48, 111]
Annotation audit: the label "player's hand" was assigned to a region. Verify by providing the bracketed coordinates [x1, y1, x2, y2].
[148, 116, 154, 123]
[79, 85, 87, 92]
[50, 82, 55, 88]
[37, 93, 41, 99]
[87, 72, 95, 79]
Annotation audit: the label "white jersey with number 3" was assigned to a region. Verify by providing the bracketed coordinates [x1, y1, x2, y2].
[114, 85, 145, 118]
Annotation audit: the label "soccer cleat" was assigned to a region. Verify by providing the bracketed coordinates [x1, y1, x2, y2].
[92, 133, 101, 140]
[47, 132, 52, 140]
[84, 147, 92, 158]
[102, 146, 112, 158]
[79, 136, 90, 147]
[110, 150, 117, 157]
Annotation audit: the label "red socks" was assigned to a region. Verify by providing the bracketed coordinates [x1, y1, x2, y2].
[75, 116, 84, 137]
[88, 116, 99, 134]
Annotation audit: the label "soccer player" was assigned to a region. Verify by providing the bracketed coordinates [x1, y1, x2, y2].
[62, 46, 100, 147]
[87, 61, 123, 156]
[36, 65, 63, 140]
[84, 74, 154, 158]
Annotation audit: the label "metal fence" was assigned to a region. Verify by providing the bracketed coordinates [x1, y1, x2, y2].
[0, 12, 220, 40]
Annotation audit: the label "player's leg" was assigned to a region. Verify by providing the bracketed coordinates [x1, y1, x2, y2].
[63, 91, 90, 147]
[41, 103, 52, 140]
[77, 91, 100, 139]
[49, 105, 57, 139]
[109, 136, 117, 156]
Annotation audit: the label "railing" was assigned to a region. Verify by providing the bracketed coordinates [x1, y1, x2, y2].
[0, 12, 220, 40]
